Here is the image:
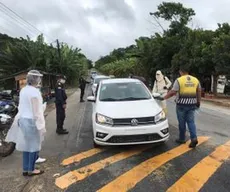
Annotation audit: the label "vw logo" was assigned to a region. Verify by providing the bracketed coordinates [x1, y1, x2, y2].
[131, 119, 138, 126]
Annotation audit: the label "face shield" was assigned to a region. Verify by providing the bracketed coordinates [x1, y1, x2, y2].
[27, 70, 43, 87]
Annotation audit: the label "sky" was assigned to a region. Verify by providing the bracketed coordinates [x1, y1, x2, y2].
[0, 0, 230, 61]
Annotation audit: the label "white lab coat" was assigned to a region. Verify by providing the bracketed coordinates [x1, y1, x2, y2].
[6, 85, 46, 152]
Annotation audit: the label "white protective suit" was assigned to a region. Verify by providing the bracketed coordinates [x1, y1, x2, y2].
[6, 86, 46, 152]
[152, 70, 172, 113]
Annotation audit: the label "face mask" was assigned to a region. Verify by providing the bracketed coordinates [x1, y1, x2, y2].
[36, 78, 42, 87]
[60, 79, 66, 84]
[156, 75, 160, 81]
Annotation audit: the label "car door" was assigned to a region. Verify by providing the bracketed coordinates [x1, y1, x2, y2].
[92, 84, 99, 111]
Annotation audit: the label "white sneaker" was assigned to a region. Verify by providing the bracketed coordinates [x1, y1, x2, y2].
[35, 157, 46, 164]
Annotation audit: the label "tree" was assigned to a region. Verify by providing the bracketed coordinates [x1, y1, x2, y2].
[87, 59, 93, 69]
[153, 2, 195, 36]
[95, 2, 230, 95]
[99, 58, 137, 77]
[0, 33, 88, 85]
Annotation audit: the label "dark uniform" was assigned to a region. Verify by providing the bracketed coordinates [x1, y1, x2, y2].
[55, 80, 68, 134]
[79, 77, 88, 102]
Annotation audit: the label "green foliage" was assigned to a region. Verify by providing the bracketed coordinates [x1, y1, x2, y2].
[99, 58, 137, 77]
[0, 34, 89, 85]
[95, 1, 230, 93]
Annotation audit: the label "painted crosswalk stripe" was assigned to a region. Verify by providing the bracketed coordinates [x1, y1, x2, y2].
[55, 145, 151, 189]
[167, 140, 230, 192]
[97, 136, 210, 192]
[61, 148, 105, 166]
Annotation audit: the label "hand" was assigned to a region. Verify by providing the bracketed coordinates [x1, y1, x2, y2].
[196, 102, 200, 108]
[163, 86, 168, 90]
[63, 104, 67, 109]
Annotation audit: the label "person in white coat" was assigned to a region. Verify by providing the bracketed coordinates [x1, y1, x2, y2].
[152, 70, 172, 114]
[6, 70, 46, 176]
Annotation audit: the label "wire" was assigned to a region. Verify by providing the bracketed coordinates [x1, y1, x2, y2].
[0, 1, 55, 41]
[0, 6, 38, 37]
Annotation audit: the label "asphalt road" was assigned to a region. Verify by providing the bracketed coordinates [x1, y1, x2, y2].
[0, 86, 230, 192]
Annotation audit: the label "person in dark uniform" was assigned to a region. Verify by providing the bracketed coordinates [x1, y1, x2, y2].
[79, 76, 89, 102]
[55, 75, 68, 134]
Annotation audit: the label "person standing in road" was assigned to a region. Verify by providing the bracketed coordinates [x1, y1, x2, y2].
[79, 76, 89, 102]
[7, 70, 46, 176]
[161, 66, 201, 148]
[152, 70, 172, 114]
[55, 75, 68, 134]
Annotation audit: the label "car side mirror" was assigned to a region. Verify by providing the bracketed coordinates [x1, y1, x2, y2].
[87, 96, 96, 102]
[152, 93, 164, 100]
[152, 93, 160, 98]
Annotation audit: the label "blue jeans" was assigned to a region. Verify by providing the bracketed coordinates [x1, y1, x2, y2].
[176, 105, 197, 141]
[23, 151, 39, 172]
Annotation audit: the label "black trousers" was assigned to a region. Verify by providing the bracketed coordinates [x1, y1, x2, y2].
[56, 104, 66, 130]
[80, 88, 85, 100]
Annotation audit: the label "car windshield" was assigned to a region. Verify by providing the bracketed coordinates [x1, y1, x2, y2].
[94, 78, 109, 84]
[99, 82, 151, 101]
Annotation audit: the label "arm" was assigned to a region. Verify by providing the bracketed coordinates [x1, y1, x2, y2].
[31, 97, 46, 132]
[62, 90, 67, 104]
[165, 76, 172, 89]
[197, 83, 202, 105]
[164, 90, 177, 99]
[164, 80, 178, 100]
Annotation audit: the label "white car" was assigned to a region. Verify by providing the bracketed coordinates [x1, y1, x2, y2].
[87, 78, 169, 146]
[91, 75, 110, 95]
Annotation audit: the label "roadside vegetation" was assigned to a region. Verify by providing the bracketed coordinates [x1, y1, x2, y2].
[0, 34, 92, 86]
[95, 2, 230, 94]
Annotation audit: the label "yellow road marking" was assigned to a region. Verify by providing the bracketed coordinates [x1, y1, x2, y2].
[55, 145, 151, 189]
[61, 148, 105, 166]
[167, 140, 230, 192]
[97, 136, 210, 192]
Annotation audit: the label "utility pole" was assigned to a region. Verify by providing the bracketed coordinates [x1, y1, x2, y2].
[56, 39, 62, 73]
[56, 39, 61, 61]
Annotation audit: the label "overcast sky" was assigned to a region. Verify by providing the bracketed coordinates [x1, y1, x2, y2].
[0, 0, 230, 61]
